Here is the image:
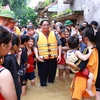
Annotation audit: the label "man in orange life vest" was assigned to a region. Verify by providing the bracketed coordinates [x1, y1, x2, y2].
[34, 19, 62, 86]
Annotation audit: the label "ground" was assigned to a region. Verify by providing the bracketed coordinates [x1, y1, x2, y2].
[21, 70, 95, 100]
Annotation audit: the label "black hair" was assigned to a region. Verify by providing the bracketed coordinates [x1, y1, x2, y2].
[59, 25, 65, 30]
[78, 26, 85, 32]
[96, 29, 100, 50]
[22, 25, 27, 29]
[52, 20, 57, 24]
[27, 25, 34, 30]
[12, 33, 20, 46]
[29, 36, 34, 41]
[0, 26, 12, 45]
[59, 29, 65, 34]
[20, 35, 29, 44]
[66, 28, 70, 32]
[83, 21, 88, 25]
[68, 36, 79, 49]
[90, 21, 98, 27]
[82, 25, 96, 43]
[40, 19, 50, 26]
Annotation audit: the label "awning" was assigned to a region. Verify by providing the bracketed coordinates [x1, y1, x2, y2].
[55, 11, 83, 21]
[41, 0, 58, 14]
[48, 4, 58, 12]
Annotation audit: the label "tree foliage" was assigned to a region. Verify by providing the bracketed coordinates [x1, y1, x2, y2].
[0, 0, 37, 25]
[36, 0, 56, 9]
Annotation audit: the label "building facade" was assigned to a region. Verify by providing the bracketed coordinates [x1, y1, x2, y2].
[57, 0, 100, 25]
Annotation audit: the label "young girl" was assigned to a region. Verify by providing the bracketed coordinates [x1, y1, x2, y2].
[66, 36, 94, 97]
[3, 33, 21, 100]
[0, 26, 17, 100]
[65, 28, 70, 41]
[26, 36, 36, 85]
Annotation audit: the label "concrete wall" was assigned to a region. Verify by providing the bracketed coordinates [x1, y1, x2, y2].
[57, 0, 83, 13]
[57, 0, 100, 25]
[57, 0, 70, 13]
[82, 0, 100, 25]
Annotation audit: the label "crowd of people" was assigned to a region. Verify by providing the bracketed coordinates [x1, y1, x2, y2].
[0, 8, 100, 100]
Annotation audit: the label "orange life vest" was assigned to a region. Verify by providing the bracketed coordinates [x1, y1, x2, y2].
[37, 31, 58, 59]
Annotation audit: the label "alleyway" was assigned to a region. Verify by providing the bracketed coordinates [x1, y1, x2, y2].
[21, 70, 72, 100]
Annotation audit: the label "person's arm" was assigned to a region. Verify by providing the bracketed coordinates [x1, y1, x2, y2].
[62, 46, 69, 51]
[16, 48, 22, 66]
[75, 48, 92, 61]
[57, 45, 62, 63]
[54, 33, 62, 63]
[33, 34, 44, 62]
[34, 47, 44, 62]
[66, 60, 80, 70]
[0, 69, 17, 100]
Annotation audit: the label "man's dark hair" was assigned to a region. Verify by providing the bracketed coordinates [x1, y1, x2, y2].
[52, 20, 57, 24]
[78, 26, 85, 32]
[68, 36, 79, 49]
[40, 19, 50, 26]
[20, 35, 29, 44]
[90, 21, 98, 27]
[83, 21, 88, 25]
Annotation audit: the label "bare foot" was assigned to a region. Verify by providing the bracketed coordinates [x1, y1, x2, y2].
[86, 89, 95, 97]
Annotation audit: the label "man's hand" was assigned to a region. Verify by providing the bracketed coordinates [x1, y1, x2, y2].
[36, 56, 44, 62]
[57, 55, 61, 63]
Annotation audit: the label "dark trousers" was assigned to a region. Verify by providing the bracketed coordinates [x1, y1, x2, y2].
[37, 58, 57, 86]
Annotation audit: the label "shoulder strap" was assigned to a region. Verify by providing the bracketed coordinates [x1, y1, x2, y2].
[0, 68, 5, 73]
[0, 66, 5, 73]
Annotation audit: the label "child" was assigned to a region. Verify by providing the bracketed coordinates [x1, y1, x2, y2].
[27, 25, 35, 36]
[58, 29, 70, 80]
[26, 36, 36, 86]
[3, 33, 21, 100]
[27, 25, 36, 69]
[66, 36, 94, 96]
[20, 34, 29, 95]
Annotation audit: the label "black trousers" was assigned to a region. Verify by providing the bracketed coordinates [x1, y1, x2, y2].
[37, 58, 57, 86]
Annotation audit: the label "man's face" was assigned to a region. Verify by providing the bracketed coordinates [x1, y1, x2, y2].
[0, 17, 12, 26]
[91, 25, 97, 29]
[66, 25, 71, 29]
[0, 17, 7, 26]
[8, 21, 16, 29]
[82, 23, 87, 27]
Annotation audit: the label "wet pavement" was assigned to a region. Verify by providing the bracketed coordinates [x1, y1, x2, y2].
[21, 70, 95, 100]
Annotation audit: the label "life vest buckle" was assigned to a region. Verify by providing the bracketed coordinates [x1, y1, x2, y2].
[48, 54, 51, 57]
[48, 49, 51, 52]
[47, 44, 50, 46]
